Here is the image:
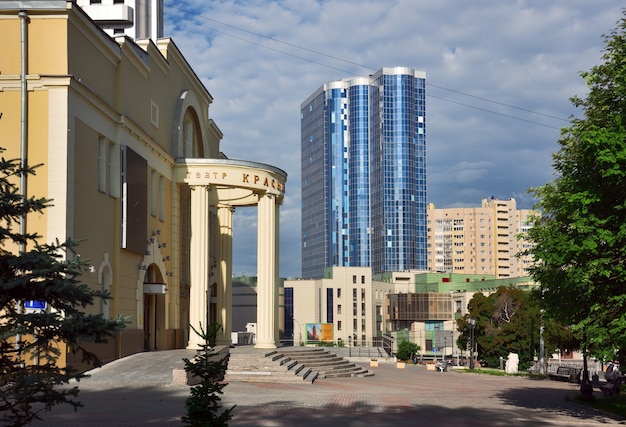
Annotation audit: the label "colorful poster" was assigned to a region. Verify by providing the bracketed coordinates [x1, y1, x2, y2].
[306, 323, 333, 343]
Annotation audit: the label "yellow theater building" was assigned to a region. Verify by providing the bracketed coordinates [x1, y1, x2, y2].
[0, 1, 286, 369]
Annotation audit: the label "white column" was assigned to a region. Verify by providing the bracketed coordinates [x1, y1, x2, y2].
[274, 201, 280, 342]
[255, 193, 278, 349]
[187, 185, 210, 349]
[217, 206, 233, 346]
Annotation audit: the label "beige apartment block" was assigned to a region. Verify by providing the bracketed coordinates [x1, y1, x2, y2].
[427, 198, 534, 278]
[0, 1, 286, 370]
[285, 267, 395, 347]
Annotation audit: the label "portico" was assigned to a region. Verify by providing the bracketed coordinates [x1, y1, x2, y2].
[174, 159, 287, 350]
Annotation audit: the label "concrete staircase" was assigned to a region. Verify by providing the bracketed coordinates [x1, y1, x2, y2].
[224, 347, 373, 383]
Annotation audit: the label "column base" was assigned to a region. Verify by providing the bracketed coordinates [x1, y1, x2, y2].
[186, 338, 203, 350]
[254, 341, 277, 349]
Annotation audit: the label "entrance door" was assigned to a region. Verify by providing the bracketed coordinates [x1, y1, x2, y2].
[143, 265, 165, 351]
[144, 294, 157, 350]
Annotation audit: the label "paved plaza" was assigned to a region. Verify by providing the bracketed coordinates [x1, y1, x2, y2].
[35, 349, 625, 427]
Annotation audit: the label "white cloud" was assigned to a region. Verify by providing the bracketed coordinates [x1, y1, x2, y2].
[164, 0, 624, 277]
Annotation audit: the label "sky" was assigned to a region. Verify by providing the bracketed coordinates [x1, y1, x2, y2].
[163, 0, 624, 279]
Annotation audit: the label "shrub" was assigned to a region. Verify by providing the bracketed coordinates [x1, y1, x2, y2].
[396, 340, 420, 361]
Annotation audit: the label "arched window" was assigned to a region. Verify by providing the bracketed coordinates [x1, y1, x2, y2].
[182, 108, 204, 158]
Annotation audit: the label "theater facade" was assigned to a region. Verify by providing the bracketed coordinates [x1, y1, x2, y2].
[0, 1, 286, 368]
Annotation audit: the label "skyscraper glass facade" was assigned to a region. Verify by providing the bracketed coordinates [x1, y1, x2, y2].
[301, 67, 427, 278]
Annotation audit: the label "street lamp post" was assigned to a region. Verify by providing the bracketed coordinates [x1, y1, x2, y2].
[539, 308, 546, 374]
[348, 335, 352, 357]
[580, 332, 593, 397]
[468, 317, 477, 370]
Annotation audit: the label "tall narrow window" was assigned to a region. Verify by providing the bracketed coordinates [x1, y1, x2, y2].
[326, 288, 333, 324]
[150, 100, 159, 128]
[98, 137, 107, 193]
[150, 170, 158, 217]
[182, 108, 204, 158]
[108, 143, 118, 197]
[159, 176, 165, 221]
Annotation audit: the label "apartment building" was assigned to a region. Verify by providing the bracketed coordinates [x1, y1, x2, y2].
[427, 197, 534, 278]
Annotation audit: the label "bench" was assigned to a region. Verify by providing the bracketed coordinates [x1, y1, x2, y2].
[548, 366, 581, 383]
[600, 376, 623, 397]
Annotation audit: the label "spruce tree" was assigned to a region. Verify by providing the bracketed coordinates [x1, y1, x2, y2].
[0, 151, 125, 426]
[182, 324, 235, 427]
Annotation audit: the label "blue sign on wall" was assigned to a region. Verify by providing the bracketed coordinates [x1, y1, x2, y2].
[25, 300, 47, 310]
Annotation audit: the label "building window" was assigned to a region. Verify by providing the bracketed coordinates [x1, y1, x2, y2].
[284, 288, 294, 341]
[182, 108, 204, 158]
[159, 176, 165, 221]
[98, 138, 117, 197]
[107, 143, 117, 197]
[150, 170, 158, 217]
[361, 275, 365, 284]
[337, 304, 342, 314]
[98, 137, 107, 193]
[352, 275, 357, 284]
[150, 100, 159, 128]
[326, 288, 333, 324]
[337, 288, 341, 298]
[337, 320, 342, 331]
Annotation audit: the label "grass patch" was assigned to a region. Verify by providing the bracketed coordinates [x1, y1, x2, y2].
[456, 368, 508, 376]
[574, 394, 626, 418]
[454, 368, 546, 378]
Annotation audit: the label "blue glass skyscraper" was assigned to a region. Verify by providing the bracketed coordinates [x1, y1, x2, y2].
[301, 67, 426, 278]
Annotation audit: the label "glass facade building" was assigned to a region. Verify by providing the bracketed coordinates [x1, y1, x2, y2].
[301, 67, 427, 278]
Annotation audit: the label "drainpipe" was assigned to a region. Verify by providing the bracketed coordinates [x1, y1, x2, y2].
[19, 10, 29, 219]
[17, 9, 29, 356]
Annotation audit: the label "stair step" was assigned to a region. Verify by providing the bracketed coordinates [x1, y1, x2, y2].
[225, 347, 374, 384]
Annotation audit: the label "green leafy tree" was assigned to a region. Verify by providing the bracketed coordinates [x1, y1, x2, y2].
[395, 340, 420, 361]
[0, 152, 126, 426]
[182, 323, 235, 427]
[457, 287, 541, 369]
[524, 11, 626, 365]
